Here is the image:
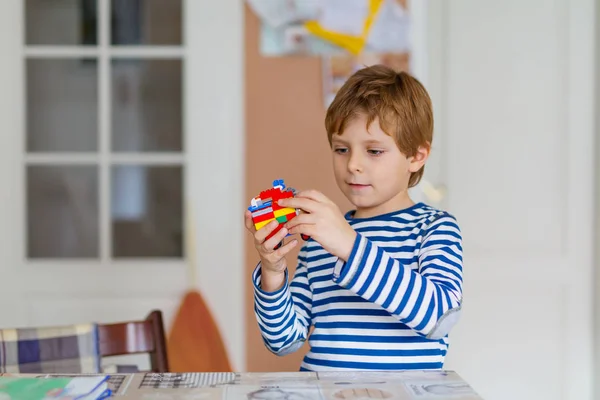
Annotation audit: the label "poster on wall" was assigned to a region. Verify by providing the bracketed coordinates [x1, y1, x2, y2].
[247, 0, 411, 56]
[246, 0, 419, 108]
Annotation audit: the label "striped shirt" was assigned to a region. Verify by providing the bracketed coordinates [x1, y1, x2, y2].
[252, 202, 463, 371]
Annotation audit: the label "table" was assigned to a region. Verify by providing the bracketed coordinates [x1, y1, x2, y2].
[2, 370, 483, 399]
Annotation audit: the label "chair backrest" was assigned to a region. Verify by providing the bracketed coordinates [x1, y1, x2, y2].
[98, 310, 169, 373]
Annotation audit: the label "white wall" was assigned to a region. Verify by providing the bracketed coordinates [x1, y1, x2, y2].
[185, 0, 246, 371]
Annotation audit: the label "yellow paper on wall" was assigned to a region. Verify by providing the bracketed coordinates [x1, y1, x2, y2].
[304, 0, 384, 55]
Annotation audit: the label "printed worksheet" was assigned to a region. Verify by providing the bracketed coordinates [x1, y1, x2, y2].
[225, 384, 325, 400]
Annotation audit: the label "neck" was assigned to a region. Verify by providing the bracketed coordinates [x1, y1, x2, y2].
[353, 190, 414, 219]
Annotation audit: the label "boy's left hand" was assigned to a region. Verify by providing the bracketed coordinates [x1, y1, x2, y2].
[278, 190, 357, 261]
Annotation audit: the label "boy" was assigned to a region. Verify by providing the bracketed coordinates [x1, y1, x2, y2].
[244, 65, 463, 371]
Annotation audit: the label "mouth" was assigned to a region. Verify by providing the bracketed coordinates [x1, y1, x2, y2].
[347, 183, 371, 189]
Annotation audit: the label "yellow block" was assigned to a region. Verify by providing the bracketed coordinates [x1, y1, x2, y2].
[304, 0, 384, 55]
[274, 208, 296, 218]
[255, 218, 275, 230]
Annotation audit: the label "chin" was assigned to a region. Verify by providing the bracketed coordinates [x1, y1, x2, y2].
[347, 197, 378, 209]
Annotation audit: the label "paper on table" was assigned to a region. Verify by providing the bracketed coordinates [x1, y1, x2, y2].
[404, 381, 482, 398]
[317, 0, 370, 36]
[224, 384, 322, 400]
[0, 376, 110, 400]
[246, 0, 320, 29]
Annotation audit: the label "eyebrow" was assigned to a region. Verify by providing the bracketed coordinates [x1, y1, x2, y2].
[331, 137, 347, 145]
[362, 139, 386, 146]
[331, 138, 386, 146]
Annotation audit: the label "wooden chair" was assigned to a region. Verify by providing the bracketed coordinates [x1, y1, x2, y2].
[98, 310, 169, 373]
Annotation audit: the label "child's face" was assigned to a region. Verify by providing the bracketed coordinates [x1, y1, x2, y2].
[331, 114, 427, 218]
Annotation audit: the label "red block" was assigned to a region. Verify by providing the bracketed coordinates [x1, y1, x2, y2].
[285, 211, 297, 222]
[252, 211, 275, 224]
[271, 191, 294, 211]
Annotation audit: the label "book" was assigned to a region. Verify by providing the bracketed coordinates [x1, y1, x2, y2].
[0, 376, 111, 399]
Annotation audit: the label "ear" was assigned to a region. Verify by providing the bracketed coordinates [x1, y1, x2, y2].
[408, 144, 430, 173]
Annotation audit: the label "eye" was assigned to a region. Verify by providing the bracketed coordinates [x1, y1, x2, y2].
[334, 147, 348, 154]
[368, 149, 384, 156]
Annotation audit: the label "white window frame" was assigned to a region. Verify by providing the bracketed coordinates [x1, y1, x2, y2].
[22, 0, 187, 267]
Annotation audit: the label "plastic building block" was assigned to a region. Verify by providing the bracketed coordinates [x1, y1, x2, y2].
[249, 179, 311, 248]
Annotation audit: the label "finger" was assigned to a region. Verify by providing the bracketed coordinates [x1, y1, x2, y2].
[254, 220, 280, 243]
[261, 225, 289, 253]
[284, 213, 313, 230]
[244, 210, 255, 231]
[287, 224, 314, 238]
[278, 197, 318, 213]
[296, 189, 332, 204]
[272, 238, 298, 259]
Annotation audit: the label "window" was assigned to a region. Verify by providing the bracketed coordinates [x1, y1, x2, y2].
[24, 0, 184, 260]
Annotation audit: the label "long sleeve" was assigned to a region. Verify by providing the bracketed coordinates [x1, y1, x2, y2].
[332, 213, 463, 339]
[252, 247, 313, 355]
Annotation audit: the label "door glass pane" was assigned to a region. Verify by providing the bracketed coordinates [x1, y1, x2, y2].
[27, 166, 99, 258]
[111, 59, 182, 152]
[26, 0, 98, 46]
[27, 59, 98, 152]
[111, 165, 183, 258]
[111, 0, 182, 45]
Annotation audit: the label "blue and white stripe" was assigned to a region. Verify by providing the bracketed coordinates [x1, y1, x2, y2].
[252, 203, 463, 371]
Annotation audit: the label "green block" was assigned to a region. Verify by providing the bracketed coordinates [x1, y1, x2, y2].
[276, 215, 288, 223]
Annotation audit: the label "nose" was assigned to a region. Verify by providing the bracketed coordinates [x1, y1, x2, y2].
[347, 151, 364, 173]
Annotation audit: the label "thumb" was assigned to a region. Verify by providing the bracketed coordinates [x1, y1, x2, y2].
[244, 210, 255, 231]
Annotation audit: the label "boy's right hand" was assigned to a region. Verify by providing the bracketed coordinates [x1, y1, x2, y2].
[244, 210, 298, 274]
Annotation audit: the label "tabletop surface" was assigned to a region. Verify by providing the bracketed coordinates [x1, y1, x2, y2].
[2, 370, 484, 399]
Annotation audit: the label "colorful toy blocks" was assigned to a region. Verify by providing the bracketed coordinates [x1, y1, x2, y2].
[248, 179, 310, 249]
